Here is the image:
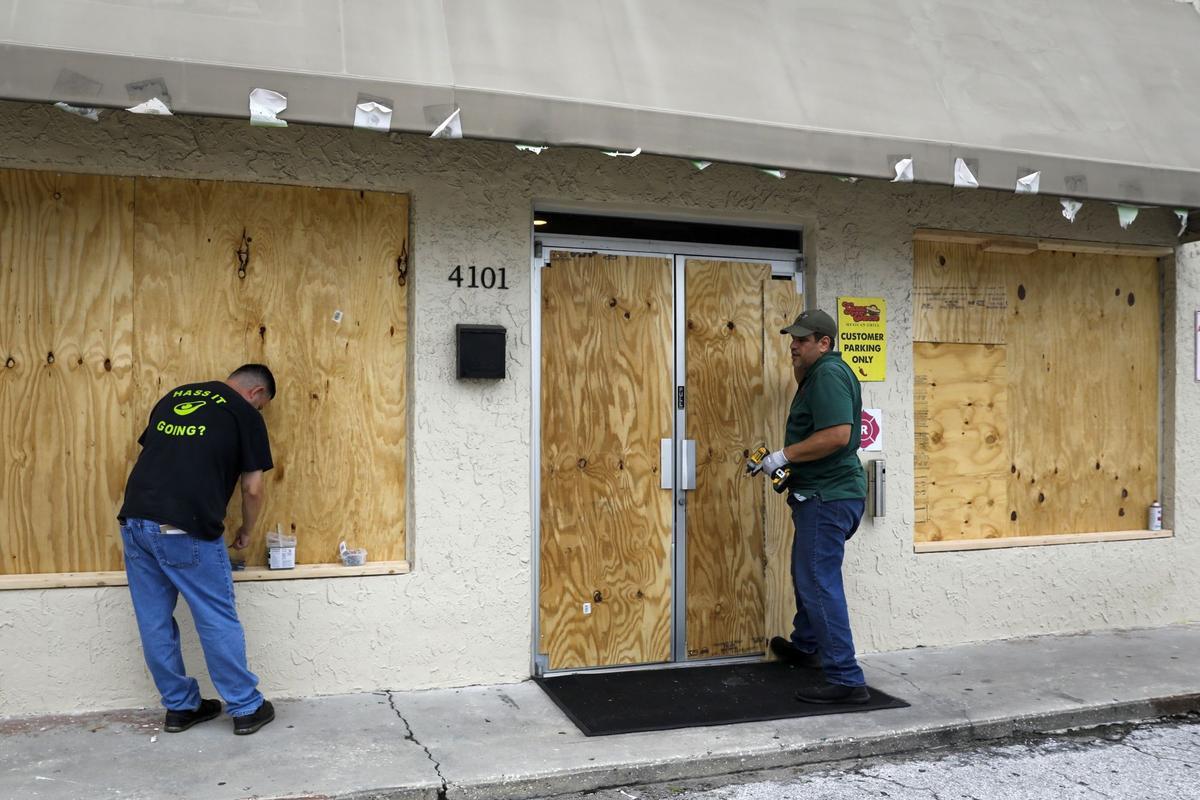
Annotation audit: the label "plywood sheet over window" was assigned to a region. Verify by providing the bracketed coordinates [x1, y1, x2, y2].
[0, 169, 409, 575]
[913, 238, 1160, 544]
[0, 171, 135, 574]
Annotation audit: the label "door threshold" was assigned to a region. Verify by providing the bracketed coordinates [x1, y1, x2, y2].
[538, 654, 764, 679]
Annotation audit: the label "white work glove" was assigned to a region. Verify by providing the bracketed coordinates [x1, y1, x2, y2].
[748, 449, 789, 477]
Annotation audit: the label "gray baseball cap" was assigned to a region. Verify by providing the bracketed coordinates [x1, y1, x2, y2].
[780, 309, 837, 339]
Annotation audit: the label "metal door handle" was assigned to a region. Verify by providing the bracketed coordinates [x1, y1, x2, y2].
[681, 439, 696, 490]
[660, 439, 673, 489]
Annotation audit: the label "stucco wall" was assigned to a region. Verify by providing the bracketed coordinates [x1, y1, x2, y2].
[0, 102, 1195, 717]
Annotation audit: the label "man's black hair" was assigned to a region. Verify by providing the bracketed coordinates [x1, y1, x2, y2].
[229, 363, 276, 399]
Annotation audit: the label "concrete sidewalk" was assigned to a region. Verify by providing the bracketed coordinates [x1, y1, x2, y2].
[3, 625, 1198, 800]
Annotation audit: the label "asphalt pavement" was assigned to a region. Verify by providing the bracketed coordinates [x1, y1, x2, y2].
[564, 718, 1200, 800]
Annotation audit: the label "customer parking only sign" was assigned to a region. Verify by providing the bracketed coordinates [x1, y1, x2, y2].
[837, 297, 886, 382]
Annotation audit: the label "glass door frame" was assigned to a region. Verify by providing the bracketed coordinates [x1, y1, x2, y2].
[531, 233, 801, 676]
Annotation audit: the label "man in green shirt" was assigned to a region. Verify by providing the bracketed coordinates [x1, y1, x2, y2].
[748, 309, 869, 704]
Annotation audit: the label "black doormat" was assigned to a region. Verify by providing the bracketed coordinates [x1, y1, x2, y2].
[535, 661, 909, 736]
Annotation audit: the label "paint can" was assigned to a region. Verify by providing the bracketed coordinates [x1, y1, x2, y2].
[1148, 500, 1163, 532]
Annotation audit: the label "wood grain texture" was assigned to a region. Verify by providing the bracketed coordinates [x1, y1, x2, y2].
[539, 251, 673, 669]
[913, 241, 1008, 345]
[132, 178, 408, 566]
[913, 229, 1173, 258]
[683, 260, 770, 659]
[762, 277, 806, 651]
[913, 242, 1161, 542]
[915, 529, 1171, 553]
[0, 560, 411, 590]
[913, 342, 1009, 542]
[1006, 251, 1159, 536]
[0, 170, 135, 574]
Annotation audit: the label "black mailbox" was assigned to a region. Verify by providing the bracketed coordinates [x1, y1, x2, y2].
[456, 324, 506, 379]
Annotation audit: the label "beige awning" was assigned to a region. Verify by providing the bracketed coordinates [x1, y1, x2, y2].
[2, 0, 1198, 208]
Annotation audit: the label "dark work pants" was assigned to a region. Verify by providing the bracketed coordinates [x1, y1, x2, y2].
[787, 494, 867, 686]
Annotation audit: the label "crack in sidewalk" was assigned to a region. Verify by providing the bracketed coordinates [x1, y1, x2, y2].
[1119, 738, 1200, 767]
[386, 691, 449, 800]
[865, 661, 926, 696]
[853, 771, 942, 800]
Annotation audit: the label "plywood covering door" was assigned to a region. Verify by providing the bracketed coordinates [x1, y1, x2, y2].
[539, 250, 674, 670]
[682, 260, 800, 659]
[758, 275, 806, 650]
[538, 250, 801, 670]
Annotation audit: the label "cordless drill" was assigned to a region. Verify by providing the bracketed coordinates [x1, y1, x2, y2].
[747, 446, 792, 493]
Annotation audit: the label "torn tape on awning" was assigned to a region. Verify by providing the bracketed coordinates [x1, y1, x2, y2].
[126, 97, 172, 115]
[354, 101, 392, 132]
[1015, 171, 1041, 194]
[54, 102, 101, 121]
[1061, 199, 1083, 222]
[249, 88, 288, 127]
[953, 158, 979, 189]
[430, 108, 462, 139]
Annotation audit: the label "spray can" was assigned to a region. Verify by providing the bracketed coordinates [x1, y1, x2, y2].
[1148, 500, 1163, 532]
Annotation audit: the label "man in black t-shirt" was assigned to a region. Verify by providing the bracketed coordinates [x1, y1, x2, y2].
[119, 364, 278, 735]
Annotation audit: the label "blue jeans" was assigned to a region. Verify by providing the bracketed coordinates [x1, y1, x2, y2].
[787, 495, 866, 687]
[120, 518, 263, 716]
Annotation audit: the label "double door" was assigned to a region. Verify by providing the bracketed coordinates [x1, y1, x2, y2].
[537, 245, 803, 671]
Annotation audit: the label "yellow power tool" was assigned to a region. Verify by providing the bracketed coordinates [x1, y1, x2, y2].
[747, 446, 792, 494]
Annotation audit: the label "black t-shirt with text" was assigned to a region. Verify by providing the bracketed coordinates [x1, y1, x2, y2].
[119, 381, 273, 540]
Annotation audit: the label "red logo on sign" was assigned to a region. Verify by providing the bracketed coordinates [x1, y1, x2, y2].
[841, 301, 882, 323]
[860, 409, 880, 449]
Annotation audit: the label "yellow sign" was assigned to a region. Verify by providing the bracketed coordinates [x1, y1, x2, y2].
[837, 297, 886, 382]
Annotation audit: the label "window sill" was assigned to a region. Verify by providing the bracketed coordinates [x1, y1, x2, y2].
[0, 561, 411, 591]
[914, 529, 1173, 553]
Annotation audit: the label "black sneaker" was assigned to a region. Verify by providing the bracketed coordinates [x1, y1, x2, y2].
[795, 683, 871, 705]
[233, 700, 275, 735]
[164, 698, 221, 733]
[769, 636, 822, 669]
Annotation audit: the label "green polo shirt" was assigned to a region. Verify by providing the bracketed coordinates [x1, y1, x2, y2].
[784, 351, 867, 500]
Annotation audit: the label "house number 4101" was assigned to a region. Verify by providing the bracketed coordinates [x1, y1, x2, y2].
[449, 265, 509, 289]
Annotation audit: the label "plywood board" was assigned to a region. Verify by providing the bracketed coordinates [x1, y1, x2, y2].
[539, 251, 673, 670]
[0, 170, 135, 574]
[913, 241, 1007, 344]
[1, 170, 409, 576]
[0, 560, 411, 590]
[133, 178, 409, 566]
[913, 372, 930, 526]
[915, 529, 1172, 553]
[913, 238, 1161, 544]
[762, 278, 805, 649]
[683, 259, 770, 659]
[1006, 250, 1159, 536]
[920, 473, 1011, 542]
[914, 229, 1173, 258]
[913, 342, 1010, 542]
